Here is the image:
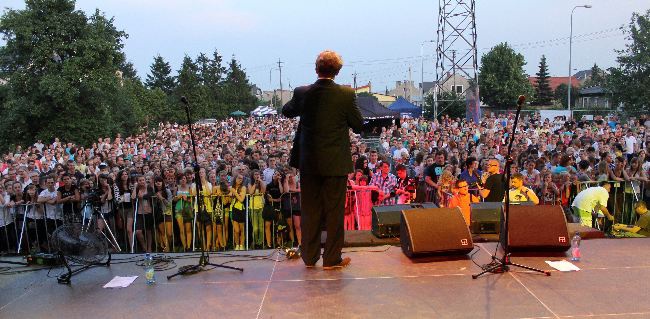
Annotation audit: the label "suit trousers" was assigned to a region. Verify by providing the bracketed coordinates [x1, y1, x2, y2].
[299, 174, 347, 267]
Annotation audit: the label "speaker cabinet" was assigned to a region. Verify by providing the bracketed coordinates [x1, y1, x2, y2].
[502, 205, 570, 252]
[371, 203, 436, 238]
[400, 207, 474, 257]
[470, 202, 502, 234]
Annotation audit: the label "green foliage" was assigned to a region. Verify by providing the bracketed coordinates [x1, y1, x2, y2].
[271, 93, 282, 108]
[0, 1, 261, 152]
[0, 0, 132, 151]
[357, 92, 376, 99]
[422, 91, 465, 120]
[583, 63, 606, 88]
[554, 83, 579, 108]
[607, 10, 650, 115]
[221, 56, 256, 115]
[534, 55, 553, 105]
[145, 55, 176, 94]
[478, 43, 534, 108]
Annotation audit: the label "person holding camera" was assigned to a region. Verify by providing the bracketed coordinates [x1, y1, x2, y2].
[248, 169, 266, 249]
[394, 164, 416, 204]
[211, 180, 229, 250]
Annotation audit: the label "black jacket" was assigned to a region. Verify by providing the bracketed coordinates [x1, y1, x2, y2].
[282, 79, 363, 176]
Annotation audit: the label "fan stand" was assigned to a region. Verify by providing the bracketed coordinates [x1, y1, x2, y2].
[167, 97, 244, 281]
[57, 250, 111, 285]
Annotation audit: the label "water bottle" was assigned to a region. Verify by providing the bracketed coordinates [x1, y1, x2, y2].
[570, 232, 581, 262]
[144, 253, 156, 285]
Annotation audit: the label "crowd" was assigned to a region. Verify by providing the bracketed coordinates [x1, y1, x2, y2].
[1, 111, 649, 254]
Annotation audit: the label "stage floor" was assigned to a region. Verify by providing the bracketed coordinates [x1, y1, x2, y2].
[1, 238, 649, 319]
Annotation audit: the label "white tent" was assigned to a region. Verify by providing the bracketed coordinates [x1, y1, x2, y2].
[251, 105, 278, 117]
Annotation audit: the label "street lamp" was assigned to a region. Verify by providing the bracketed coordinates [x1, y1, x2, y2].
[421, 40, 434, 109]
[568, 4, 592, 113]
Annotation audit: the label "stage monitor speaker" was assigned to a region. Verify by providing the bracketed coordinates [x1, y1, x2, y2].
[503, 205, 570, 252]
[400, 207, 474, 257]
[470, 202, 502, 234]
[371, 203, 437, 238]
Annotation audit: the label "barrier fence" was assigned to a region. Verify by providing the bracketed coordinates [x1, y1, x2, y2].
[433, 180, 644, 227]
[0, 191, 304, 255]
[0, 181, 644, 255]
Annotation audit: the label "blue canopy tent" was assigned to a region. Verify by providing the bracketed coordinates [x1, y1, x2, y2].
[388, 97, 422, 118]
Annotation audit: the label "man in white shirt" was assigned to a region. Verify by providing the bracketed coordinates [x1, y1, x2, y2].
[262, 156, 277, 185]
[624, 130, 637, 161]
[367, 150, 379, 172]
[571, 181, 614, 229]
[392, 140, 407, 161]
[37, 176, 62, 224]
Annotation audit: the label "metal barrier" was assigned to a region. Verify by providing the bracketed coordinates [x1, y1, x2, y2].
[3, 180, 640, 256]
[0, 192, 308, 256]
[345, 189, 374, 231]
[572, 180, 643, 226]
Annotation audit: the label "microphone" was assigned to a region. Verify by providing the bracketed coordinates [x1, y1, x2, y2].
[517, 95, 526, 106]
[180, 96, 189, 105]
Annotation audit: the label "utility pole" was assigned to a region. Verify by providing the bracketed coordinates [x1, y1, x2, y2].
[277, 58, 284, 106]
[435, 0, 478, 119]
[408, 66, 412, 102]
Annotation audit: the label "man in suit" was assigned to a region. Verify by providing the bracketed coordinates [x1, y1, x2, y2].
[282, 50, 363, 270]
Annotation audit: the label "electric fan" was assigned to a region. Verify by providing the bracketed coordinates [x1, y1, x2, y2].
[51, 223, 111, 284]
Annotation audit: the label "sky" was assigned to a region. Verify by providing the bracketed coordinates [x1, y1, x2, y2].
[2, 0, 649, 92]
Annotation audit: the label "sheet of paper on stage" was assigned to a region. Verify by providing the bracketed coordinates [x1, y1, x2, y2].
[545, 260, 581, 272]
[103, 276, 139, 288]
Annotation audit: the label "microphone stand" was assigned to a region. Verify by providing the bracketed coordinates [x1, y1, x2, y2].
[472, 96, 550, 279]
[167, 96, 243, 280]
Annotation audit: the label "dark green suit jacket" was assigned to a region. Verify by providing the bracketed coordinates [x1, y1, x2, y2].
[282, 79, 363, 176]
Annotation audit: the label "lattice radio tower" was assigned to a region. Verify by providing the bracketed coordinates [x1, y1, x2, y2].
[434, 0, 479, 120]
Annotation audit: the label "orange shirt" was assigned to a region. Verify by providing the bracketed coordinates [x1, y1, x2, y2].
[448, 193, 478, 226]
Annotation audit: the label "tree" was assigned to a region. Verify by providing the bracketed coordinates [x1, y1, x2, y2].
[608, 10, 650, 114]
[423, 91, 466, 120]
[271, 93, 282, 108]
[534, 55, 553, 105]
[174, 55, 208, 120]
[222, 56, 256, 115]
[554, 83, 579, 108]
[145, 55, 176, 95]
[119, 61, 139, 81]
[478, 43, 534, 108]
[583, 63, 606, 87]
[0, 0, 134, 150]
[199, 49, 227, 117]
[357, 92, 377, 100]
